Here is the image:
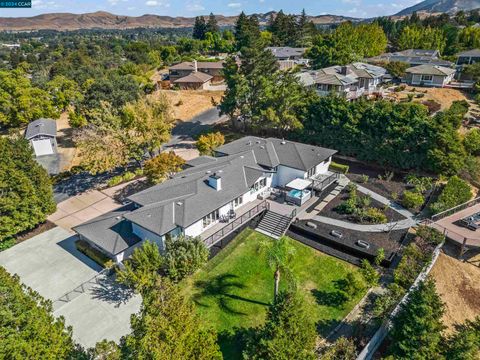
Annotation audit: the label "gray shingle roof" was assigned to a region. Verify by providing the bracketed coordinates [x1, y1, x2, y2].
[169, 61, 224, 71]
[266, 47, 306, 59]
[72, 205, 141, 256]
[368, 49, 453, 68]
[405, 64, 456, 76]
[126, 150, 266, 233]
[215, 137, 336, 171]
[173, 71, 212, 83]
[25, 118, 57, 140]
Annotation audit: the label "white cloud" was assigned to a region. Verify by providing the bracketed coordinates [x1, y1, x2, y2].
[228, 2, 242, 8]
[146, 0, 158, 5]
[186, 1, 205, 12]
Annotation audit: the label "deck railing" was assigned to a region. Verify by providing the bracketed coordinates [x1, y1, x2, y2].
[431, 196, 480, 222]
[312, 172, 340, 191]
[203, 200, 269, 248]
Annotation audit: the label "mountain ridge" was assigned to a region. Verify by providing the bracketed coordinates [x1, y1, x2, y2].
[395, 0, 480, 16]
[0, 11, 359, 31]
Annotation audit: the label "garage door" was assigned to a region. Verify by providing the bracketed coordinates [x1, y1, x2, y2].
[32, 139, 53, 156]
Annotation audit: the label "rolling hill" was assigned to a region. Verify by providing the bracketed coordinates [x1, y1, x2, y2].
[0, 11, 358, 32]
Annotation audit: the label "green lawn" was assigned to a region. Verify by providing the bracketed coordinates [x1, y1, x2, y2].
[181, 228, 366, 358]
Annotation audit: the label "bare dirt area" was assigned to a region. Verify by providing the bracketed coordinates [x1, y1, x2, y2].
[56, 112, 81, 170]
[430, 251, 480, 333]
[154, 89, 224, 121]
[389, 86, 471, 111]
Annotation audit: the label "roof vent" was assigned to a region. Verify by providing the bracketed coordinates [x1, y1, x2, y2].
[281, 140, 286, 145]
[260, 145, 265, 149]
[256, 140, 261, 144]
[247, 141, 252, 145]
[206, 170, 212, 174]
[115, 216, 121, 220]
[176, 201, 183, 206]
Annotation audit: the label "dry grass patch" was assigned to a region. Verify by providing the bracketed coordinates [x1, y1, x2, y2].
[430, 252, 480, 333]
[153, 89, 224, 121]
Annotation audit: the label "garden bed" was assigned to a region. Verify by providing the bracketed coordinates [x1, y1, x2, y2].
[347, 174, 410, 201]
[321, 189, 406, 224]
[14, 220, 57, 244]
[75, 239, 112, 268]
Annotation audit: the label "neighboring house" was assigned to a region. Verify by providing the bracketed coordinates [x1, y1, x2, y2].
[266, 47, 309, 70]
[173, 71, 213, 90]
[73, 137, 336, 262]
[24, 118, 57, 157]
[403, 64, 456, 87]
[368, 49, 454, 68]
[169, 60, 224, 83]
[298, 62, 388, 100]
[456, 49, 480, 66]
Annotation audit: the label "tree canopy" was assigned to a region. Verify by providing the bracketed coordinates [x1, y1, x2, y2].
[0, 137, 56, 248]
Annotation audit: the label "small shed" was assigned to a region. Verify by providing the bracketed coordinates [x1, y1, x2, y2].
[25, 118, 57, 157]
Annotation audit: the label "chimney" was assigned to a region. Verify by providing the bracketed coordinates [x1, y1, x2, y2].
[208, 173, 222, 191]
[340, 65, 350, 75]
[193, 60, 198, 72]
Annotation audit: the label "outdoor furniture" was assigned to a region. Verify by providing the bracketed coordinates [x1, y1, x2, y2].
[228, 209, 236, 219]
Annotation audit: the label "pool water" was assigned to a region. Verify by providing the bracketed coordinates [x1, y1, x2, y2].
[288, 189, 309, 199]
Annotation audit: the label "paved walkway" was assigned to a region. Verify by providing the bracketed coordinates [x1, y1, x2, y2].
[311, 179, 418, 232]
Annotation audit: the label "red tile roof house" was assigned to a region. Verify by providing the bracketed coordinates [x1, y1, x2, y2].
[169, 60, 224, 89]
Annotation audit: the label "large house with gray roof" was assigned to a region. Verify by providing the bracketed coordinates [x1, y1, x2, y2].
[298, 62, 389, 100]
[73, 137, 336, 262]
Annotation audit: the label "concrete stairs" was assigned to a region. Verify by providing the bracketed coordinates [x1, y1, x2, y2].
[256, 210, 293, 239]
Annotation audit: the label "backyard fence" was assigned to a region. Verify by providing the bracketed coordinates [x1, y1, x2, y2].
[356, 240, 444, 360]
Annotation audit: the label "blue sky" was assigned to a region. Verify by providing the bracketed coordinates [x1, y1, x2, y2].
[0, 0, 423, 18]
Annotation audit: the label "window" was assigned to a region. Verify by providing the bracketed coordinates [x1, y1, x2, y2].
[250, 178, 267, 194]
[232, 196, 243, 208]
[421, 75, 433, 81]
[202, 209, 219, 228]
[307, 167, 316, 178]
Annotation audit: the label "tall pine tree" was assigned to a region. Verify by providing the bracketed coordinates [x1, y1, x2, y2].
[388, 279, 445, 359]
[206, 12, 219, 34]
[193, 16, 207, 40]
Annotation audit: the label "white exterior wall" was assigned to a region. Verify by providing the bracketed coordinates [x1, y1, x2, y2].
[132, 223, 165, 250]
[274, 165, 307, 187]
[184, 219, 204, 238]
[315, 157, 332, 175]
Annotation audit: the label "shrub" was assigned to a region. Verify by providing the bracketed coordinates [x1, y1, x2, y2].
[358, 194, 372, 208]
[393, 243, 427, 289]
[164, 235, 209, 282]
[345, 182, 357, 193]
[360, 259, 380, 287]
[122, 171, 136, 182]
[401, 190, 425, 210]
[329, 162, 349, 174]
[195, 132, 225, 156]
[363, 207, 387, 224]
[343, 272, 365, 299]
[75, 240, 111, 268]
[336, 197, 357, 215]
[373, 283, 406, 319]
[430, 176, 472, 214]
[360, 174, 369, 183]
[464, 128, 480, 155]
[375, 248, 385, 267]
[390, 191, 398, 201]
[144, 151, 185, 184]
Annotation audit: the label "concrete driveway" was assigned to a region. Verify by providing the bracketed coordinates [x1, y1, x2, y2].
[49, 186, 128, 231]
[0, 227, 141, 348]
